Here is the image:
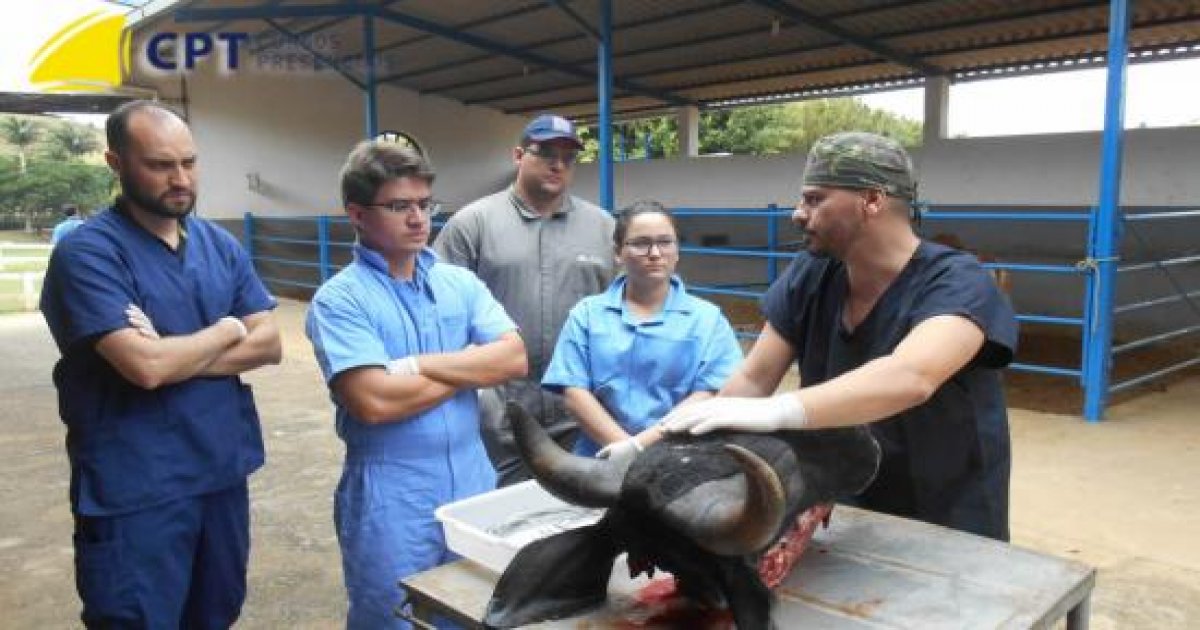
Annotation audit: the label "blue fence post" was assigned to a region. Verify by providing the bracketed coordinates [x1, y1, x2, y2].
[317, 215, 331, 283]
[1082, 0, 1131, 423]
[766, 203, 779, 284]
[597, 0, 614, 212]
[243, 212, 254, 260]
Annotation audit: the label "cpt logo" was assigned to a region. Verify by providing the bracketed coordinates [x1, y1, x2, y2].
[145, 32, 249, 71]
[28, 7, 251, 92]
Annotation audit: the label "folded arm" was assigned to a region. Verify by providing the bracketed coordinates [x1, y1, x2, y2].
[412, 331, 528, 389]
[95, 318, 245, 390]
[332, 331, 526, 425]
[199, 310, 283, 376]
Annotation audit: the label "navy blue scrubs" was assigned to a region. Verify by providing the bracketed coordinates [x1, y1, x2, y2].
[763, 240, 1017, 540]
[40, 203, 275, 627]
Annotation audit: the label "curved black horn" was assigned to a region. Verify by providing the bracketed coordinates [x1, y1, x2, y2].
[508, 402, 624, 508]
[662, 443, 787, 556]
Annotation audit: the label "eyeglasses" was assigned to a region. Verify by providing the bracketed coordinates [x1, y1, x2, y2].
[624, 237, 678, 256]
[524, 144, 579, 167]
[363, 197, 443, 218]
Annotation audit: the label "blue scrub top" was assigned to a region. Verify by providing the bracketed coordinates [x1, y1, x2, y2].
[542, 275, 743, 456]
[306, 245, 517, 463]
[763, 240, 1018, 540]
[39, 203, 277, 516]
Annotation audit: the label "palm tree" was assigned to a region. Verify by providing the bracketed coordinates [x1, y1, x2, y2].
[47, 123, 101, 161]
[0, 116, 41, 175]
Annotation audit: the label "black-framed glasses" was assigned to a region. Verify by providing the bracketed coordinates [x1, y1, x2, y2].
[524, 144, 580, 167]
[363, 197, 443, 218]
[624, 237, 677, 256]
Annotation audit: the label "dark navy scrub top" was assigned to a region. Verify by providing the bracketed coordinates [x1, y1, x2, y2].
[763, 240, 1018, 540]
[40, 203, 276, 517]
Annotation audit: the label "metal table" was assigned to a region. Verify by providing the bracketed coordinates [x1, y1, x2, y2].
[403, 506, 1095, 629]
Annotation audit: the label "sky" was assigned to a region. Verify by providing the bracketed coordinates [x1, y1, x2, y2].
[2, 0, 1198, 137]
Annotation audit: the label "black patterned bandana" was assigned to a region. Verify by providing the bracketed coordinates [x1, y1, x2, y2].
[802, 131, 917, 201]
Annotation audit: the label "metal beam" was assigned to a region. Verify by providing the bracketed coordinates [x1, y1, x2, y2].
[598, 0, 614, 212]
[547, 0, 600, 42]
[174, 4, 365, 23]
[373, 6, 692, 107]
[247, 0, 409, 55]
[202, 0, 287, 36]
[1082, 0, 1132, 422]
[363, 14, 378, 139]
[745, 0, 943, 76]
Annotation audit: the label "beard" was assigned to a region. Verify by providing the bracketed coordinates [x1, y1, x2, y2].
[120, 174, 196, 219]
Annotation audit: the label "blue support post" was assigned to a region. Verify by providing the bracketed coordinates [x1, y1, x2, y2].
[317, 215, 331, 282]
[597, 0, 614, 212]
[243, 211, 255, 259]
[363, 14, 378, 139]
[1082, 0, 1131, 422]
[766, 203, 779, 284]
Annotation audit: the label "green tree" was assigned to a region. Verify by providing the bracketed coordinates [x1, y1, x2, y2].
[580, 96, 921, 161]
[45, 122, 102, 161]
[0, 116, 42, 174]
[0, 156, 114, 218]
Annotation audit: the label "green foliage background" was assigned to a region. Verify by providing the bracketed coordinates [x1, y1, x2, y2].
[0, 115, 113, 220]
[578, 97, 921, 161]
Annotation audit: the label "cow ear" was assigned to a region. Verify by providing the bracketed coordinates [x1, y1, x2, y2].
[484, 522, 619, 628]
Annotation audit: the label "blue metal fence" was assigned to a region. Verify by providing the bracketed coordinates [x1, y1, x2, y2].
[243, 203, 1200, 421]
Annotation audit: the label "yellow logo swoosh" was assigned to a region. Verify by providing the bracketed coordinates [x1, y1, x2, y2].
[28, 9, 130, 93]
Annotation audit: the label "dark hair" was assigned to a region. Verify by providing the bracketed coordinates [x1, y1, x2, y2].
[62, 204, 78, 217]
[105, 100, 184, 156]
[613, 200, 678, 249]
[340, 140, 436, 207]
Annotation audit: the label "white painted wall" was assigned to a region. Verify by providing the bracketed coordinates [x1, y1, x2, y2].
[135, 61, 524, 220]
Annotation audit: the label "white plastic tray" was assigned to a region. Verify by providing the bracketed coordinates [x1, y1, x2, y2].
[435, 480, 604, 574]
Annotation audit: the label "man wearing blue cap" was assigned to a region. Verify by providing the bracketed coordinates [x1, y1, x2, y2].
[435, 114, 614, 485]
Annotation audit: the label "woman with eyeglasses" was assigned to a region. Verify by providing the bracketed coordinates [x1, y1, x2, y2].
[541, 200, 743, 465]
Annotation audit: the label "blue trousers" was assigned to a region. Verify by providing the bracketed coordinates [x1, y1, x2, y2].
[73, 482, 251, 629]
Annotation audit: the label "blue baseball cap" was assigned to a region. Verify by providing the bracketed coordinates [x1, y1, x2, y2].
[522, 114, 583, 149]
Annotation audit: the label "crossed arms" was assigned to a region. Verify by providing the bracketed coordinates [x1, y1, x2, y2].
[332, 331, 527, 425]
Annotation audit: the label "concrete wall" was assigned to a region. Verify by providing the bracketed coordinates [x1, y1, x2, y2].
[136, 61, 524, 220]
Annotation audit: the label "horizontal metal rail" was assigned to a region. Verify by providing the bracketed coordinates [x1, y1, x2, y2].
[689, 285, 764, 300]
[254, 235, 322, 247]
[1123, 209, 1200, 221]
[252, 255, 324, 269]
[259, 275, 320, 290]
[1008, 362, 1083, 378]
[921, 211, 1092, 222]
[1109, 355, 1200, 394]
[1114, 289, 1200, 315]
[1111, 323, 1200, 355]
[1118, 254, 1200, 273]
[1017, 314, 1084, 326]
[984, 262, 1085, 275]
[679, 246, 794, 260]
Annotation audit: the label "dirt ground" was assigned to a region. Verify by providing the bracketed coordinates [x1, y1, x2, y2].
[2, 298, 1199, 628]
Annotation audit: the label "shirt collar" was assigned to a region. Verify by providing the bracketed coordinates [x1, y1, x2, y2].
[602, 274, 691, 321]
[508, 185, 574, 220]
[353, 242, 438, 281]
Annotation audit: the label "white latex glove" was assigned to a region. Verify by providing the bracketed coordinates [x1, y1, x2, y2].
[662, 394, 808, 435]
[385, 355, 420, 376]
[596, 437, 643, 469]
[125, 304, 159, 339]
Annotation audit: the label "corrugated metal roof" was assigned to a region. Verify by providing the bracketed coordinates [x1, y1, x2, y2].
[136, 0, 1200, 120]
